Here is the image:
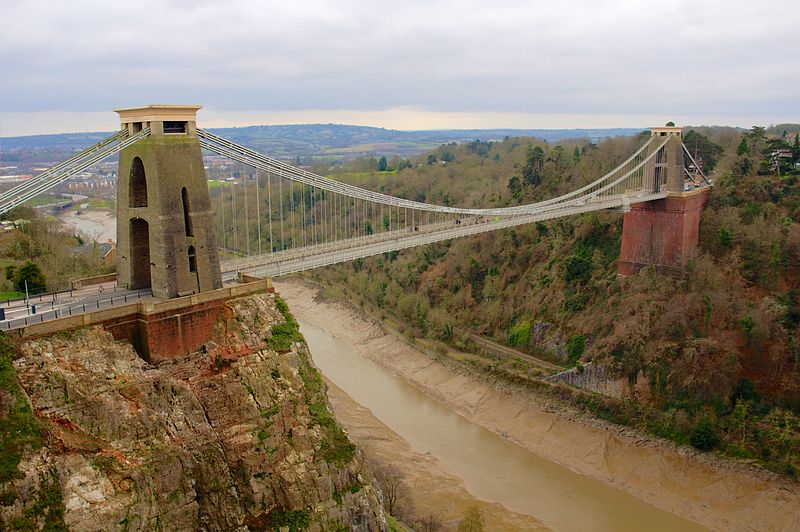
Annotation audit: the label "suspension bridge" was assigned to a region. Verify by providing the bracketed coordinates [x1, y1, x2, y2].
[0, 105, 710, 337]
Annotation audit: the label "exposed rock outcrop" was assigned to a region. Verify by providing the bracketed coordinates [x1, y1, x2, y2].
[0, 292, 386, 531]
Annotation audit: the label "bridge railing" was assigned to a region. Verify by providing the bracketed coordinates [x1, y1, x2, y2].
[1, 289, 152, 331]
[223, 191, 669, 279]
[220, 214, 495, 272]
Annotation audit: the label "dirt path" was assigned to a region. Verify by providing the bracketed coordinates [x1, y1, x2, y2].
[276, 279, 800, 532]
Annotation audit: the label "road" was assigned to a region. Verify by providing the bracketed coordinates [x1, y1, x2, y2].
[0, 282, 151, 331]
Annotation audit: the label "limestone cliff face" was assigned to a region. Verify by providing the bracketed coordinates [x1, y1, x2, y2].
[0, 293, 386, 531]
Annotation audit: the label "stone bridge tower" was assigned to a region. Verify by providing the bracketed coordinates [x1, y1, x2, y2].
[618, 125, 709, 275]
[650, 125, 685, 194]
[115, 105, 222, 299]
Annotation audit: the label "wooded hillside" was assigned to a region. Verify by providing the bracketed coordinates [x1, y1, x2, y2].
[310, 126, 800, 477]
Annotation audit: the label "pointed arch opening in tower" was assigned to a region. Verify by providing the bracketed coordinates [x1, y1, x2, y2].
[187, 245, 197, 273]
[129, 157, 148, 207]
[129, 218, 152, 289]
[181, 187, 194, 236]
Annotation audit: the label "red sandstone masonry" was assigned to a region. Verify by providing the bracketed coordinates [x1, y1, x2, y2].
[618, 189, 709, 276]
[102, 300, 225, 364]
[11, 279, 274, 364]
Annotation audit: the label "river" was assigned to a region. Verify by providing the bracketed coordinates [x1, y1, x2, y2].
[298, 318, 706, 531]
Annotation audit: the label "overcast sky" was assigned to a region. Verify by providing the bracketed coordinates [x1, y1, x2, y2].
[1, 0, 798, 136]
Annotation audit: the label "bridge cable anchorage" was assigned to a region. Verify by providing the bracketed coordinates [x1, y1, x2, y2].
[0, 128, 150, 215]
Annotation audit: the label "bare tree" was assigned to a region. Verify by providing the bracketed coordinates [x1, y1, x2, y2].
[417, 514, 443, 531]
[374, 463, 406, 516]
[457, 506, 485, 532]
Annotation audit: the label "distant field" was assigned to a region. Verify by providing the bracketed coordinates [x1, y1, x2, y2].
[323, 142, 438, 156]
[23, 194, 64, 207]
[88, 198, 115, 210]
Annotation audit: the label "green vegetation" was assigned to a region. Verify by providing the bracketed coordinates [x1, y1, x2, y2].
[566, 335, 586, 366]
[9, 474, 67, 531]
[0, 207, 114, 292]
[0, 333, 41, 483]
[267, 296, 304, 352]
[299, 354, 356, 466]
[87, 197, 115, 210]
[20, 194, 65, 208]
[386, 514, 406, 532]
[265, 506, 311, 531]
[332, 481, 363, 504]
[690, 418, 721, 451]
[508, 320, 531, 348]
[272, 294, 357, 467]
[307, 126, 800, 477]
[13, 261, 47, 294]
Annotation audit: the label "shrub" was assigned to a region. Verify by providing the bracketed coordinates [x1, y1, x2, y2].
[566, 335, 586, 365]
[14, 261, 47, 294]
[690, 418, 720, 451]
[0, 333, 42, 483]
[508, 320, 531, 348]
[719, 226, 733, 248]
[564, 254, 593, 284]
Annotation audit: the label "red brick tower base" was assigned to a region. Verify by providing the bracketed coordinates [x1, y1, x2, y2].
[618, 189, 709, 276]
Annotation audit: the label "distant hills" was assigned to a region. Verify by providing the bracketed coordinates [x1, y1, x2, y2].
[1, 123, 644, 160]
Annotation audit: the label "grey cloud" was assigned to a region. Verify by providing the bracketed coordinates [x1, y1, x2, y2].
[0, 0, 798, 121]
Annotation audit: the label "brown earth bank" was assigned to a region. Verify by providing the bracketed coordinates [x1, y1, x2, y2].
[0, 292, 386, 531]
[275, 278, 800, 532]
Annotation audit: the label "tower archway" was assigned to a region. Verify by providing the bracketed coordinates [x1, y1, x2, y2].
[129, 218, 151, 289]
[129, 157, 148, 207]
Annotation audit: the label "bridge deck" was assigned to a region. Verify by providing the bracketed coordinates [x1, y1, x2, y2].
[221, 192, 667, 279]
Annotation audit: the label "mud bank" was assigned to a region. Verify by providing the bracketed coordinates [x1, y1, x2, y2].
[325, 379, 547, 530]
[276, 279, 800, 532]
[59, 209, 116, 243]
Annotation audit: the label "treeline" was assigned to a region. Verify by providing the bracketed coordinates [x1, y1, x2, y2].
[0, 207, 113, 296]
[308, 127, 800, 477]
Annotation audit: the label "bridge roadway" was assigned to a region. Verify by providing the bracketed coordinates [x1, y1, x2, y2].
[220, 191, 667, 279]
[0, 190, 666, 331]
[0, 282, 152, 331]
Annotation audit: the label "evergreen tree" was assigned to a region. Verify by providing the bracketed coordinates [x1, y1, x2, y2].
[14, 261, 47, 294]
[684, 130, 724, 171]
[522, 145, 545, 187]
[736, 138, 749, 156]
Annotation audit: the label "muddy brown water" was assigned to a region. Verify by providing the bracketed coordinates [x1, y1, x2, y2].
[299, 320, 706, 532]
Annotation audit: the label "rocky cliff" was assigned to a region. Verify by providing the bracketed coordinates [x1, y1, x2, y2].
[0, 292, 386, 531]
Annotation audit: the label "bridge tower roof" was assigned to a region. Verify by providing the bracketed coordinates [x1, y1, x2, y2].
[114, 104, 202, 127]
[650, 125, 682, 137]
